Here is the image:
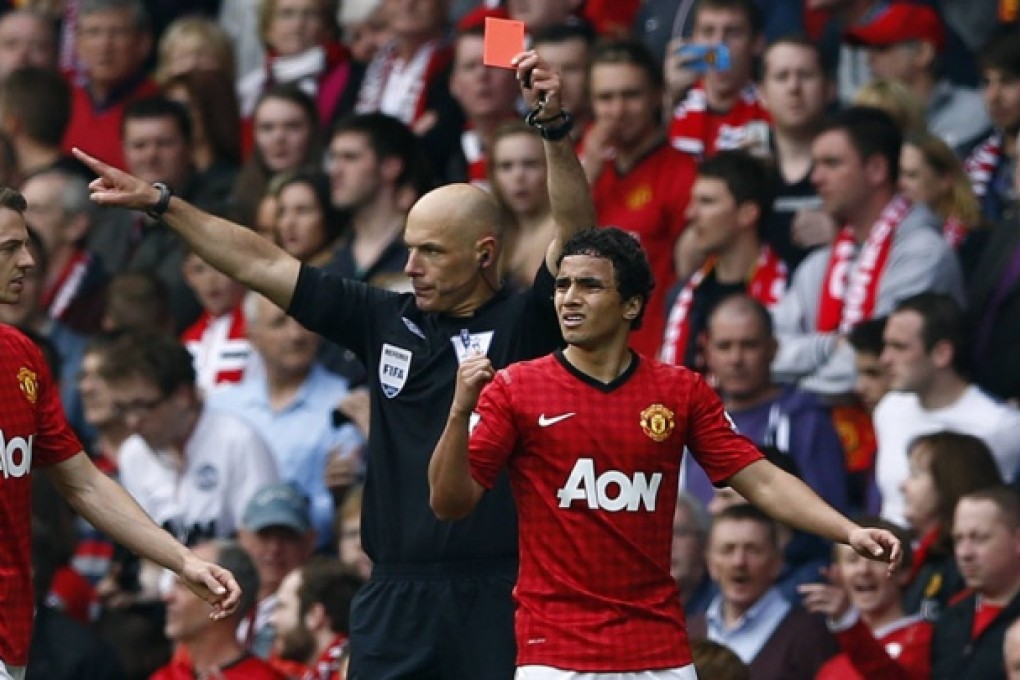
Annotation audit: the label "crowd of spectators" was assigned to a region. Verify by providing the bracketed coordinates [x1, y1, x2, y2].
[8, 0, 1020, 677]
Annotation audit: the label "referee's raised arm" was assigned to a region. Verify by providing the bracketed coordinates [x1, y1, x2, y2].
[73, 147, 301, 312]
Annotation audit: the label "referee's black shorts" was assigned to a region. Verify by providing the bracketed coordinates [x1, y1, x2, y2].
[347, 559, 517, 680]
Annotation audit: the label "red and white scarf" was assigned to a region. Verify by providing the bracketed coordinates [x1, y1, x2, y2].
[355, 39, 446, 125]
[964, 132, 1003, 199]
[461, 127, 489, 189]
[659, 245, 787, 365]
[42, 249, 91, 322]
[942, 215, 968, 250]
[816, 195, 911, 333]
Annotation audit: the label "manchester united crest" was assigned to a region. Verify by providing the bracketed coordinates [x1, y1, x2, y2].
[640, 403, 675, 442]
[17, 367, 37, 404]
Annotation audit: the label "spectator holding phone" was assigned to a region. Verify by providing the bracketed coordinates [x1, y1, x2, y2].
[666, 0, 770, 161]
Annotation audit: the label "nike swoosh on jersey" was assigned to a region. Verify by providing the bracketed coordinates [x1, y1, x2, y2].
[538, 412, 576, 427]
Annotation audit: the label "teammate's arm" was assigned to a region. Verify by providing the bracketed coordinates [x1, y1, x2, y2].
[428, 355, 492, 520]
[72, 148, 301, 311]
[512, 51, 596, 274]
[728, 459, 903, 575]
[45, 451, 241, 617]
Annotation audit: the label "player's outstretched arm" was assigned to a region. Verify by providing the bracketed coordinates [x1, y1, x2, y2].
[728, 459, 903, 576]
[72, 148, 301, 311]
[512, 50, 597, 275]
[45, 452, 241, 618]
[429, 354, 492, 520]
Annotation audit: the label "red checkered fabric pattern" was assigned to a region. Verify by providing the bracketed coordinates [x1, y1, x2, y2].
[469, 353, 762, 671]
[0, 325, 82, 665]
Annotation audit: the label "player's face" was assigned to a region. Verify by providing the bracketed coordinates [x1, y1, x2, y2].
[554, 254, 638, 350]
[162, 543, 217, 642]
[270, 569, 317, 662]
[491, 132, 548, 218]
[590, 63, 660, 152]
[833, 542, 904, 617]
[181, 253, 246, 318]
[853, 351, 890, 413]
[762, 43, 829, 131]
[707, 518, 781, 615]
[254, 97, 314, 174]
[880, 311, 935, 393]
[239, 526, 311, 594]
[325, 132, 384, 212]
[403, 212, 488, 314]
[953, 498, 1020, 597]
[705, 309, 776, 403]
[0, 208, 34, 305]
[900, 444, 939, 533]
[276, 182, 330, 261]
[810, 129, 871, 223]
[685, 177, 742, 255]
[248, 295, 320, 375]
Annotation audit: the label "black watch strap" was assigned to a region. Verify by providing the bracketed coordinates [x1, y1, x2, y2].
[146, 182, 173, 220]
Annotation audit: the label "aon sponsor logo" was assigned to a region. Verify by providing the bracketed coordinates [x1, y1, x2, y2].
[0, 431, 33, 479]
[556, 458, 662, 512]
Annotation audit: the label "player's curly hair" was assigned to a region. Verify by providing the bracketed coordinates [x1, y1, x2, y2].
[557, 227, 655, 329]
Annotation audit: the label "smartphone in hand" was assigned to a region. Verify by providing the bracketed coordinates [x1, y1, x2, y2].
[675, 43, 731, 73]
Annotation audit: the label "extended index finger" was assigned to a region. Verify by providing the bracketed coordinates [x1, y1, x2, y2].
[72, 147, 112, 176]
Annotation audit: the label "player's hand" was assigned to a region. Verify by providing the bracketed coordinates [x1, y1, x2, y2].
[847, 526, 902, 576]
[179, 552, 241, 619]
[791, 209, 838, 248]
[451, 354, 494, 417]
[512, 50, 563, 118]
[798, 566, 851, 619]
[72, 147, 162, 211]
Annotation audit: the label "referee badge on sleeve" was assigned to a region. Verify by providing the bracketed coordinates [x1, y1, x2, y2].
[379, 343, 412, 398]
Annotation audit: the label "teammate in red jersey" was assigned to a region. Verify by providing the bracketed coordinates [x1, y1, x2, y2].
[430, 227, 902, 678]
[0, 187, 240, 680]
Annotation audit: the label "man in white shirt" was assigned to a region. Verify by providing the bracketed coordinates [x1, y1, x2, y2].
[875, 292, 1020, 525]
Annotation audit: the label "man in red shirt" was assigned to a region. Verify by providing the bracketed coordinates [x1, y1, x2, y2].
[666, 0, 769, 161]
[270, 557, 362, 680]
[429, 227, 902, 677]
[0, 186, 239, 680]
[581, 39, 697, 356]
[154, 540, 282, 680]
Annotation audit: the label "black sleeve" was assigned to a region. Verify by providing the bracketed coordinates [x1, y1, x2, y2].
[287, 264, 401, 361]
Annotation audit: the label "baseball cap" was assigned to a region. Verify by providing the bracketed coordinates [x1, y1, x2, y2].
[844, 3, 946, 53]
[242, 483, 312, 533]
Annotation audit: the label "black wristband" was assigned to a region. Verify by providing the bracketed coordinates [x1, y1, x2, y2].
[525, 108, 574, 142]
[146, 182, 173, 220]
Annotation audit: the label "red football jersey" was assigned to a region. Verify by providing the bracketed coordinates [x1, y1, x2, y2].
[668, 82, 771, 160]
[592, 143, 696, 357]
[469, 351, 762, 671]
[817, 615, 932, 680]
[0, 325, 83, 665]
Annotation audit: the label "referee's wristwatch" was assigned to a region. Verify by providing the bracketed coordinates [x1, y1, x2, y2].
[145, 182, 173, 220]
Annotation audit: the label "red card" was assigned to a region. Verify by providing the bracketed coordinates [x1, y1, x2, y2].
[483, 17, 525, 69]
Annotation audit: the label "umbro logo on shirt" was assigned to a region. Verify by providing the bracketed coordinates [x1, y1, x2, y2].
[538, 412, 575, 427]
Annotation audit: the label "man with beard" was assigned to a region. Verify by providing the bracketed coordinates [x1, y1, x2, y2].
[271, 558, 362, 680]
